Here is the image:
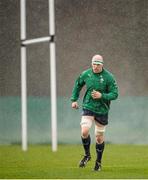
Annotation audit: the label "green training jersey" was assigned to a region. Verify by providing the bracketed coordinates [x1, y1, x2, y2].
[71, 68, 118, 114]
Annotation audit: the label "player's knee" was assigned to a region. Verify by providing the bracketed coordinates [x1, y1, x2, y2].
[80, 116, 93, 138]
[95, 128, 105, 143]
[95, 134, 104, 144]
[81, 128, 89, 138]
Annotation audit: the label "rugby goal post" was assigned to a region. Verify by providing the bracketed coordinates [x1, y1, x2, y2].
[20, 0, 57, 151]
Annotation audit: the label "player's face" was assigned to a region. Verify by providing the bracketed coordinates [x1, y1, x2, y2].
[92, 63, 103, 73]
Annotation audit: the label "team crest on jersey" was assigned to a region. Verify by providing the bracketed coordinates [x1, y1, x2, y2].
[100, 75, 104, 83]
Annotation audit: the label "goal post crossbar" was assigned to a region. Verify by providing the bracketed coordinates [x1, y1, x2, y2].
[21, 36, 52, 45]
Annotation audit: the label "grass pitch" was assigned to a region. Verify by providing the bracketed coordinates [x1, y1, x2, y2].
[0, 144, 148, 179]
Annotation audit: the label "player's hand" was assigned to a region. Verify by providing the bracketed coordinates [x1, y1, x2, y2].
[71, 102, 79, 109]
[91, 90, 102, 99]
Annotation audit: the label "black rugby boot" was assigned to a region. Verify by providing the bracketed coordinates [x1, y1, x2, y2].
[93, 161, 102, 171]
[79, 155, 91, 167]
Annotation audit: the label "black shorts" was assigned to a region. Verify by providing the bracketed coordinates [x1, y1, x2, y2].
[82, 109, 108, 125]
